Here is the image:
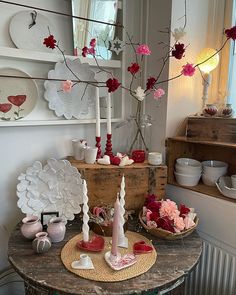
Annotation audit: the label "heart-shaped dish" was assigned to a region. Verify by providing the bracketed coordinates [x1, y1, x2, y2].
[133, 240, 153, 255]
[76, 235, 105, 252]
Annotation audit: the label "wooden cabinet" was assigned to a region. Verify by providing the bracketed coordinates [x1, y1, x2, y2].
[166, 136, 236, 203]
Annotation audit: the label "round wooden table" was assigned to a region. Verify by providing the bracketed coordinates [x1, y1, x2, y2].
[8, 218, 202, 295]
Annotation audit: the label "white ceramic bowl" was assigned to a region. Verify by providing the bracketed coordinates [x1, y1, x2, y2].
[216, 176, 236, 199]
[176, 158, 202, 168]
[202, 160, 228, 174]
[174, 171, 201, 187]
[175, 163, 202, 175]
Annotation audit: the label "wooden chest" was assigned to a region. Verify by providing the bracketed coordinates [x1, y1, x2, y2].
[186, 116, 236, 143]
[69, 158, 167, 211]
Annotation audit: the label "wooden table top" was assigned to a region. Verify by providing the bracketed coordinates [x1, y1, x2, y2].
[8, 218, 202, 295]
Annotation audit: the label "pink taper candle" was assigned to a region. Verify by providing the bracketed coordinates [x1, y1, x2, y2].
[111, 195, 120, 256]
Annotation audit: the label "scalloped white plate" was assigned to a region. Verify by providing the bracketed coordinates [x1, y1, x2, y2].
[44, 58, 96, 119]
[17, 159, 84, 222]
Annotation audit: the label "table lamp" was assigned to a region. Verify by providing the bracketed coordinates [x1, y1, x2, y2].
[196, 48, 219, 109]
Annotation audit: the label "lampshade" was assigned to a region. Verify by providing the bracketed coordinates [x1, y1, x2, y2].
[196, 48, 219, 74]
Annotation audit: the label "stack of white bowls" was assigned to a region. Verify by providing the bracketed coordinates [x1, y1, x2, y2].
[202, 160, 228, 186]
[174, 158, 202, 186]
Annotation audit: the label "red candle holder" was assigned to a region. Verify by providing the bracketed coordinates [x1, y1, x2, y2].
[131, 150, 146, 163]
[95, 136, 102, 159]
[104, 134, 113, 157]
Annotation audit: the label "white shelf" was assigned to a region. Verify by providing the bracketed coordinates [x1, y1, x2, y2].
[0, 118, 123, 127]
[0, 46, 122, 68]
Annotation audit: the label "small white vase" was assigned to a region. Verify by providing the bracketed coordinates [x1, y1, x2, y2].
[84, 147, 98, 164]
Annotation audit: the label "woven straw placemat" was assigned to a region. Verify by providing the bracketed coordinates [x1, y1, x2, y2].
[61, 231, 157, 282]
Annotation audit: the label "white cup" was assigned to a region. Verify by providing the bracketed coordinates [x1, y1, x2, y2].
[84, 147, 98, 164]
[72, 139, 87, 161]
[231, 175, 236, 188]
[148, 152, 162, 165]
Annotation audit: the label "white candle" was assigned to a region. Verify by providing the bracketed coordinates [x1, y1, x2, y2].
[82, 180, 89, 242]
[106, 93, 111, 134]
[111, 196, 120, 256]
[95, 87, 100, 137]
[118, 175, 128, 248]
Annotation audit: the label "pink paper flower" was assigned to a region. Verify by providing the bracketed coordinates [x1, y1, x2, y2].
[184, 216, 195, 229]
[154, 88, 165, 99]
[181, 63, 196, 76]
[174, 216, 185, 233]
[136, 44, 151, 55]
[159, 199, 179, 220]
[62, 80, 73, 93]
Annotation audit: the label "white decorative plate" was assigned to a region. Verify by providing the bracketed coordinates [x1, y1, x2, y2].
[9, 10, 57, 52]
[44, 58, 96, 119]
[216, 176, 236, 200]
[0, 68, 38, 121]
[17, 159, 84, 222]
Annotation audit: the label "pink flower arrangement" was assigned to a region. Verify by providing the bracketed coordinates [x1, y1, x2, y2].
[141, 195, 197, 233]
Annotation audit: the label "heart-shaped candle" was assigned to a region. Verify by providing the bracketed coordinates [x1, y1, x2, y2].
[76, 235, 105, 252]
[133, 240, 153, 255]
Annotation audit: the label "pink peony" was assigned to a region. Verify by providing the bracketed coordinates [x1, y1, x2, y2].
[154, 88, 165, 99]
[136, 44, 151, 55]
[159, 199, 179, 220]
[62, 80, 73, 93]
[181, 63, 196, 76]
[174, 216, 185, 233]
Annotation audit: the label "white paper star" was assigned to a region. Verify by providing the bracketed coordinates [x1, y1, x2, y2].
[172, 27, 186, 42]
[110, 37, 125, 55]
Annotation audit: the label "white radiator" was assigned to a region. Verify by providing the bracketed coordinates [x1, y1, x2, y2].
[185, 240, 236, 295]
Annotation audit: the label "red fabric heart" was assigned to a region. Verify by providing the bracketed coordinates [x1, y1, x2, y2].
[110, 156, 121, 165]
[8, 95, 26, 107]
[133, 240, 153, 255]
[76, 235, 105, 252]
[0, 103, 12, 113]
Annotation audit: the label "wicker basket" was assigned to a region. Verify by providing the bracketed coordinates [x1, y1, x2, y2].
[139, 211, 199, 240]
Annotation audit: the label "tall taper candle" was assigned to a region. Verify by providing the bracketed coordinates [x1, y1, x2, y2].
[106, 93, 111, 134]
[118, 174, 128, 247]
[95, 87, 100, 137]
[82, 180, 89, 242]
[111, 195, 120, 256]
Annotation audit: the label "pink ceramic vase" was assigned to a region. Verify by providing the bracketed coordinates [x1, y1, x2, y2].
[21, 216, 43, 240]
[47, 217, 66, 243]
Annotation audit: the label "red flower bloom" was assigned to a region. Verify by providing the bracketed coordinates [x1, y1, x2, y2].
[43, 35, 57, 49]
[88, 47, 96, 55]
[8, 95, 26, 107]
[127, 63, 140, 75]
[225, 26, 236, 40]
[172, 43, 185, 59]
[0, 103, 12, 113]
[146, 201, 162, 213]
[90, 38, 96, 48]
[179, 204, 190, 217]
[82, 46, 89, 57]
[144, 194, 156, 206]
[106, 78, 121, 93]
[156, 216, 175, 233]
[146, 77, 156, 90]
[150, 211, 159, 222]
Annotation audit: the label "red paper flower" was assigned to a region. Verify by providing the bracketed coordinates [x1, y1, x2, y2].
[179, 204, 190, 217]
[172, 43, 185, 60]
[110, 156, 121, 165]
[82, 46, 89, 57]
[128, 63, 140, 75]
[150, 211, 159, 222]
[43, 35, 57, 49]
[225, 26, 236, 40]
[8, 95, 26, 107]
[156, 216, 175, 233]
[90, 38, 96, 48]
[106, 78, 121, 93]
[146, 201, 162, 213]
[0, 103, 12, 113]
[144, 194, 156, 206]
[146, 77, 156, 90]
